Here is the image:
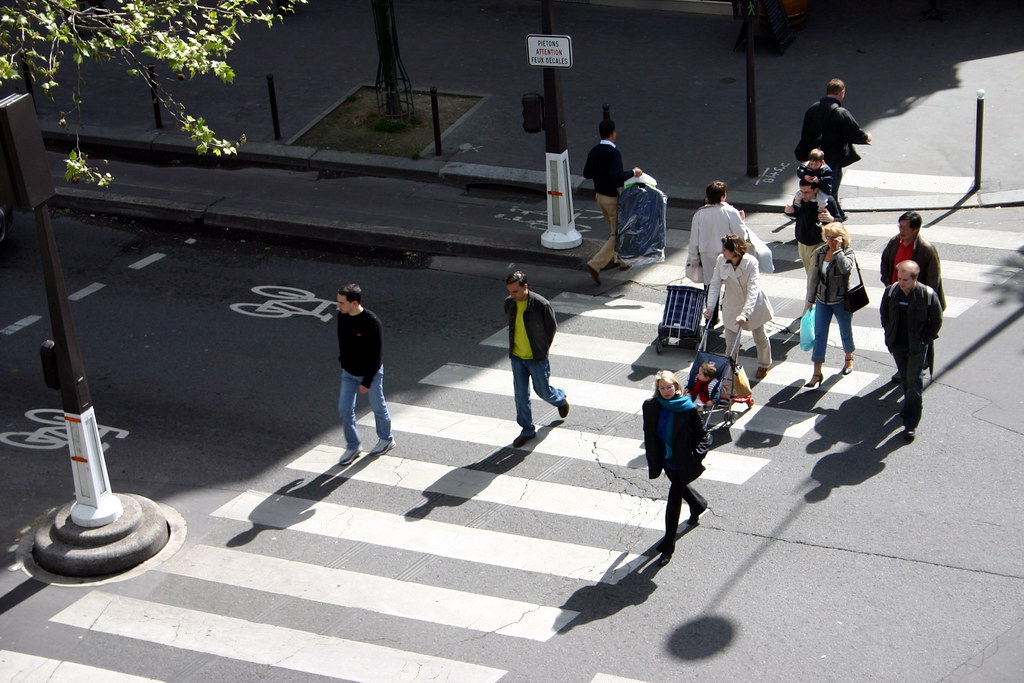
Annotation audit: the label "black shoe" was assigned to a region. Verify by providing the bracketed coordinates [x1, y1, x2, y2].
[558, 399, 570, 419]
[903, 429, 916, 442]
[512, 433, 536, 448]
[891, 373, 902, 384]
[657, 553, 672, 567]
[686, 504, 708, 526]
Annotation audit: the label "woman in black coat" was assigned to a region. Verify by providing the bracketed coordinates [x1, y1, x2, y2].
[642, 370, 710, 567]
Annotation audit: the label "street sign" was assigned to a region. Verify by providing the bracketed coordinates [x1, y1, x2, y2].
[527, 34, 572, 68]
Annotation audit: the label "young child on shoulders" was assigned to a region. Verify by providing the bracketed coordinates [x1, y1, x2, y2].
[792, 149, 835, 210]
[687, 362, 720, 410]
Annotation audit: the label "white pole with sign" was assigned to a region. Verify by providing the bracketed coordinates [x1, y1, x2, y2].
[527, 34, 581, 250]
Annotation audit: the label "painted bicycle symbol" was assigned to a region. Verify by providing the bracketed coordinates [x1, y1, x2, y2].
[0, 409, 129, 451]
[494, 206, 600, 234]
[230, 286, 335, 322]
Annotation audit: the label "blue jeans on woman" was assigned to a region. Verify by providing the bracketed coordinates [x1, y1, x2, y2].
[812, 301, 855, 363]
[510, 355, 566, 437]
[338, 367, 392, 451]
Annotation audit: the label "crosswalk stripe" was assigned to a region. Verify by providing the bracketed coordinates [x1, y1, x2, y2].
[752, 360, 879, 393]
[0, 650, 163, 682]
[211, 490, 647, 583]
[552, 291, 665, 323]
[51, 592, 506, 683]
[162, 544, 576, 642]
[289, 448, 666, 527]
[815, 222, 1022, 251]
[591, 674, 651, 683]
[841, 169, 973, 194]
[729, 404, 823, 439]
[359, 403, 770, 484]
[420, 362, 650, 414]
[481, 329, 666, 368]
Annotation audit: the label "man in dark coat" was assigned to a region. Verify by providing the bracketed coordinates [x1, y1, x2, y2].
[880, 261, 943, 442]
[880, 210, 946, 310]
[798, 78, 872, 219]
[582, 119, 642, 285]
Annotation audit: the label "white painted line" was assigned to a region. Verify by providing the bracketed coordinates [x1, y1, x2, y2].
[591, 675, 650, 683]
[420, 363, 650, 414]
[0, 650, 164, 682]
[551, 291, 664, 325]
[163, 544, 576, 642]
[289, 448, 665, 529]
[127, 253, 166, 270]
[481, 330, 666, 369]
[758, 272, 975, 318]
[754, 361, 879, 394]
[68, 282, 106, 301]
[357, 403, 770, 484]
[822, 223, 1023, 252]
[211, 490, 647, 584]
[842, 169, 974, 194]
[730, 404, 823, 439]
[51, 592, 506, 683]
[0, 315, 42, 336]
[853, 252, 1018, 286]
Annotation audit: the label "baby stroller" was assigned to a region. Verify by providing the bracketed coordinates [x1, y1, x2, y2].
[655, 284, 705, 353]
[685, 324, 754, 428]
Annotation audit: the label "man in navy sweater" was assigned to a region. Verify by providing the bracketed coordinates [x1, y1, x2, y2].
[583, 119, 642, 285]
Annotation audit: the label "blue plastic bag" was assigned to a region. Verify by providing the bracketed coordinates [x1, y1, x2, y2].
[800, 306, 815, 352]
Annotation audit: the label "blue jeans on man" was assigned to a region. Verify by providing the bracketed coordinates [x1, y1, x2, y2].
[510, 355, 566, 437]
[338, 367, 392, 450]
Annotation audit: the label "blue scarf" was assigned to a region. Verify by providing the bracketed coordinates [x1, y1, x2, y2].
[657, 394, 696, 466]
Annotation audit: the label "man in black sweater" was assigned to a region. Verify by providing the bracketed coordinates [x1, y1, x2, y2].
[582, 119, 642, 285]
[336, 283, 395, 465]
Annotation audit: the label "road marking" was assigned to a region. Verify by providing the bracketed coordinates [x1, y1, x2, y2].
[0, 650, 164, 682]
[592, 675, 651, 683]
[841, 169, 973, 194]
[68, 282, 106, 301]
[0, 315, 41, 336]
[127, 253, 166, 270]
[51, 592, 506, 683]
[212, 490, 647, 583]
[421, 363, 650, 414]
[552, 291, 664, 324]
[163, 544, 577, 642]
[730, 404, 823, 439]
[356, 404, 770, 484]
[751, 360, 879, 393]
[480, 329, 666, 368]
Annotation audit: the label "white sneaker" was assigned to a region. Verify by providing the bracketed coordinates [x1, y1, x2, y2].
[367, 438, 396, 456]
[339, 448, 359, 465]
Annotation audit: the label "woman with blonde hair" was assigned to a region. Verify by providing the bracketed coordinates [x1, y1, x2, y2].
[642, 370, 709, 567]
[804, 222, 858, 388]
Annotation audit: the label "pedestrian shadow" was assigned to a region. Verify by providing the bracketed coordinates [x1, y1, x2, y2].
[225, 464, 351, 547]
[402, 429, 548, 521]
[556, 548, 664, 634]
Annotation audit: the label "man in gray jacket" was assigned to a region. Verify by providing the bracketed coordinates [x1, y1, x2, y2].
[505, 271, 569, 448]
[880, 261, 943, 442]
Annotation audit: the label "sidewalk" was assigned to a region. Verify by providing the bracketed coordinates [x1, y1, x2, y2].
[12, 0, 1024, 264]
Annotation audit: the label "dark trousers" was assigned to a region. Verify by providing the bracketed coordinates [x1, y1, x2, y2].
[658, 467, 707, 555]
[832, 165, 845, 217]
[703, 284, 720, 329]
[890, 343, 928, 430]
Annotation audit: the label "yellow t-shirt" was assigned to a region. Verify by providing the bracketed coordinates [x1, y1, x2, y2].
[512, 299, 533, 359]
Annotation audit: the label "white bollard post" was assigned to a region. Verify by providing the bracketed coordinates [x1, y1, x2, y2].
[540, 149, 581, 249]
[66, 407, 123, 527]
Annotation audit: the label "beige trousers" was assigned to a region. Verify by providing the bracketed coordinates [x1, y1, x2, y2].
[798, 241, 824, 273]
[587, 192, 619, 271]
[725, 324, 772, 370]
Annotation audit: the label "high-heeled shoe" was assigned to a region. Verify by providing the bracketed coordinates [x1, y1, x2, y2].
[842, 355, 854, 375]
[804, 373, 823, 388]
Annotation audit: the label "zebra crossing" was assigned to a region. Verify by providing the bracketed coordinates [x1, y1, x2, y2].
[12, 218, 1020, 682]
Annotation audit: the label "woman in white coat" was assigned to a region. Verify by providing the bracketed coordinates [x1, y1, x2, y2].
[687, 181, 748, 327]
[704, 234, 775, 378]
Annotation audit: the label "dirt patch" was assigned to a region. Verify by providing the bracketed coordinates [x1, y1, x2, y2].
[293, 86, 481, 158]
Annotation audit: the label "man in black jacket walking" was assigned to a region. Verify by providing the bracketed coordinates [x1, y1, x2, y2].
[582, 120, 642, 285]
[798, 79, 871, 220]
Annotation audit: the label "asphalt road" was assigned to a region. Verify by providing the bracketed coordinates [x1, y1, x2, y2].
[0, 202, 1021, 681]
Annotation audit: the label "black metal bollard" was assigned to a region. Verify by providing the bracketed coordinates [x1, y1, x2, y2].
[602, 103, 610, 121]
[147, 65, 162, 129]
[973, 89, 984, 192]
[431, 87, 442, 156]
[267, 74, 282, 140]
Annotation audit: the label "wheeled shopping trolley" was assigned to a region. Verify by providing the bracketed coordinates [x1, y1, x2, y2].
[655, 284, 706, 353]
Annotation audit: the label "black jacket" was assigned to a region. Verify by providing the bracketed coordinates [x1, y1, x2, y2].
[583, 142, 633, 197]
[800, 97, 870, 168]
[505, 290, 557, 361]
[880, 282, 943, 351]
[642, 398, 708, 484]
[785, 195, 840, 246]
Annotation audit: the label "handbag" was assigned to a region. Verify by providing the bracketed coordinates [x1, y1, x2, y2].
[745, 229, 775, 275]
[844, 254, 870, 313]
[685, 261, 703, 283]
[731, 364, 752, 399]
